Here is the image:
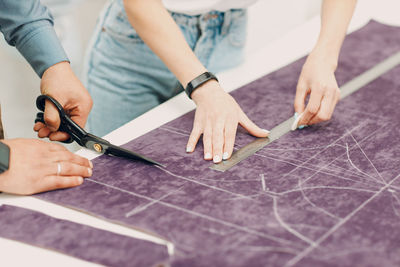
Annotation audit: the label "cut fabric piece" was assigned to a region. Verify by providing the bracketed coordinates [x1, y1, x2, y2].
[37, 21, 400, 266]
[0, 205, 169, 267]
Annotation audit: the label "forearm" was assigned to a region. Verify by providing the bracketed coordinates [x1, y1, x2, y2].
[123, 1, 268, 163]
[312, 0, 357, 69]
[294, 0, 356, 126]
[123, 0, 206, 87]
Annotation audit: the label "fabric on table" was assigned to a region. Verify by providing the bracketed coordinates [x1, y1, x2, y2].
[0, 205, 169, 267]
[38, 21, 400, 266]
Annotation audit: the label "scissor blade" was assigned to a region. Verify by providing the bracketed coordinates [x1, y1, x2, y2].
[105, 143, 164, 167]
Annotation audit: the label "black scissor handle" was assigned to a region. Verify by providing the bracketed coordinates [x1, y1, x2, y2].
[35, 95, 87, 144]
[36, 95, 65, 115]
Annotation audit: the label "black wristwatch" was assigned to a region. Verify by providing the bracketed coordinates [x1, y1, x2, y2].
[0, 141, 10, 174]
[185, 72, 219, 99]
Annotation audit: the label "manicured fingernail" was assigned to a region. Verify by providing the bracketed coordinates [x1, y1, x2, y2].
[222, 152, 229, 160]
[89, 160, 93, 168]
[186, 146, 192, 153]
[213, 155, 221, 163]
[262, 129, 270, 134]
[298, 125, 306, 129]
[78, 177, 84, 184]
[88, 168, 92, 176]
[294, 112, 299, 119]
[205, 153, 212, 160]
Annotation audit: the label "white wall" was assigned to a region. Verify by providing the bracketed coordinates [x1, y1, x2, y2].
[247, 0, 321, 55]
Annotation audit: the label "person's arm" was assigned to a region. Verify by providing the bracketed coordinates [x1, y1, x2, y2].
[294, 0, 357, 127]
[0, 0, 67, 77]
[0, 0, 92, 141]
[123, 0, 269, 163]
[0, 139, 92, 195]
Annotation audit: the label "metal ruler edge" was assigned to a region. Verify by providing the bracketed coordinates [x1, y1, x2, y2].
[210, 51, 400, 172]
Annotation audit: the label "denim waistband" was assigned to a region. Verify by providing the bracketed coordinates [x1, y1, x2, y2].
[171, 9, 246, 29]
[115, 0, 246, 32]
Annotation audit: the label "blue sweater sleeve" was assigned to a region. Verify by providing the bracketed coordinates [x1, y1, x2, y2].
[0, 0, 69, 77]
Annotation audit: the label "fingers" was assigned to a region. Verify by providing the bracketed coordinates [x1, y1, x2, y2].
[203, 122, 213, 160]
[186, 120, 203, 153]
[212, 119, 224, 163]
[44, 99, 61, 132]
[307, 95, 330, 125]
[51, 162, 92, 177]
[33, 122, 45, 132]
[189, 116, 238, 163]
[52, 151, 93, 168]
[35, 102, 70, 141]
[189, 90, 267, 163]
[37, 126, 51, 138]
[35, 176, 84, 194]
[36, 124, 70, 142]
[223, 120, 237, 161]
[49, 131, 70, 142]
[239, 112, 270, 138]
[298, 87, 323, 125]
[294, 81, 308, 114]
[308, 87, 340, 125]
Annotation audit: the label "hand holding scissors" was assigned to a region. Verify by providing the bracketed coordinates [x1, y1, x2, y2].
[35, 95, 163, 166]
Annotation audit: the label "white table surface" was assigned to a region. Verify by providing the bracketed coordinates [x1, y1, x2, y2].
[1, 2, 399, 265]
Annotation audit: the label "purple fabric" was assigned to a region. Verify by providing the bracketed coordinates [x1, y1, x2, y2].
[36, 21, 400, 266]
[0, 205, 169, 267]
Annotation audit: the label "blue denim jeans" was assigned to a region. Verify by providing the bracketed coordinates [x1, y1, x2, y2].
[84, 0, 248, 136]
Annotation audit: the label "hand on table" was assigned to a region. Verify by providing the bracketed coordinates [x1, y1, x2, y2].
[186, 80, 269, 163]
[34, 62, 93, 141]
[294, 50, 341, 128]
[0, 139, 92, 195]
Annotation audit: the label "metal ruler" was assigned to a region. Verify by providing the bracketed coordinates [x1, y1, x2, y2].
[211, 51, 400, 172]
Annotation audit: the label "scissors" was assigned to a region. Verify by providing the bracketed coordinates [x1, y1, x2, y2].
[35, 95, 163, 166]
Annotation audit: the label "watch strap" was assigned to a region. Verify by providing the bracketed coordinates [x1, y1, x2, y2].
[0, 141, 10, 174]
[185, 72, 218, 99]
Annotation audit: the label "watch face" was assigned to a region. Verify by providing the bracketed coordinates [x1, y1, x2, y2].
[0, 142, 10, 172]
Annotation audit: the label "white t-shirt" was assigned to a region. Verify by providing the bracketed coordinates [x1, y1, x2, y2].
[162, 0, 258, 15]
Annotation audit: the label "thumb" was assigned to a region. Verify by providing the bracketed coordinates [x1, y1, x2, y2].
[44, 99, 61, 132]
[239, 111, 269, 138]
